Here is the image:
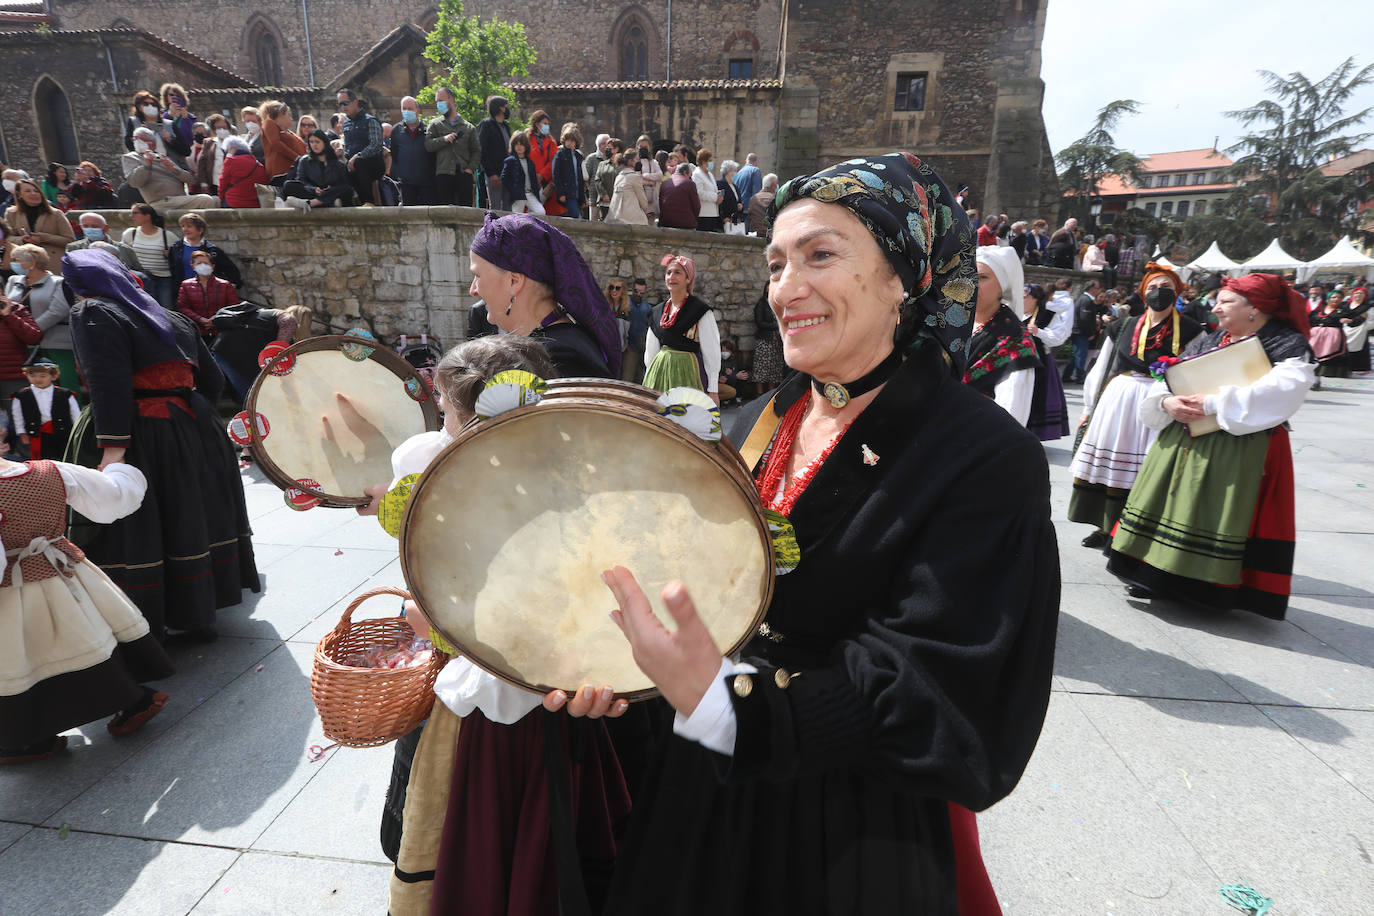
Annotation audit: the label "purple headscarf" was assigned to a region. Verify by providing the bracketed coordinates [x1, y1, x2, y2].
[62, 248, 177, 347]
[470, 212, 622, 377]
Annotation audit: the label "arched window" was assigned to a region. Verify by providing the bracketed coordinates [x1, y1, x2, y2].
[249, 22, 283, 86]
[621, 24, 648, 80]
[34, 77, 78, 164]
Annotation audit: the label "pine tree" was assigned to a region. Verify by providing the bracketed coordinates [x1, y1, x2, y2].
[1055, 100, 1144, 230]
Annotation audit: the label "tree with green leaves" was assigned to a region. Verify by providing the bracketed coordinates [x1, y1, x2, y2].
[419, 0, 536, 124]
[1056, 99, 1145, 230]
[1222, 57, 1374, 257]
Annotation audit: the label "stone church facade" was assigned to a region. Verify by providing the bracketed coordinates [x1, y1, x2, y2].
[5, 0, 1058, 217]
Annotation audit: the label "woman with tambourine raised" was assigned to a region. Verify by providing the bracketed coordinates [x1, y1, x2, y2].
[550, 153, 1061, 913]
[1108, 273, 1316, 619]
[1068, 263, 1204, 551]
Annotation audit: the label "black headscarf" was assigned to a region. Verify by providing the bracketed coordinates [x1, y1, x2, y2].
[766, 152, 977, 375]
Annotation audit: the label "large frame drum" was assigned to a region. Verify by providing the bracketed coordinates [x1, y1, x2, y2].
[243, 335, 441, 507]
[400, 379, 773, 699]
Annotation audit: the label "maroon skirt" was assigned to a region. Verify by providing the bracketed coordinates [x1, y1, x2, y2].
[429, 710, 630, 915]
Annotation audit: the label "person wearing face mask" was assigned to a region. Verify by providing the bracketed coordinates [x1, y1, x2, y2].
[424, 86, 479, 207]
[168, 212, 242, 289]
[122, 127, 220, 211]
[391, 96, 436, 206]
[176, 250, 237, 339]
[525, 109, 562, 216]
[634, 134, 663, 219]
[3, 244, 77, 403]
[158, 83, 196, 160]
[124, 90, 171, 156]
[0, 246, 43, 416]
[583, 133, 612, 221]
[65, 213, 138, 270]
[240, 107, 266, 163]
[2, 179, 76, 278]
[1068, 263, 1203, 551]
[193, 115, 235, 195]
[477, 95, 512, 209]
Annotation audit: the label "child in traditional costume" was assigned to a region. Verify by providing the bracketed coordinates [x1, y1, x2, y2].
[10, 355, 82, 461]
[0, 457, 173, 764]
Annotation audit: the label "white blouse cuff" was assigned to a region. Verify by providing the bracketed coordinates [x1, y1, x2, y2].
[672, 657, 755, 756]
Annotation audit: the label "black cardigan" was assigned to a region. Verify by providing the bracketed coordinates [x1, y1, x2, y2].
[604, 344, 1061, 913]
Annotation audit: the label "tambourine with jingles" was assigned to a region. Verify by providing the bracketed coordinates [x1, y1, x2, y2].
[398, 378, 774, 700]
[236, 334, 441, 508]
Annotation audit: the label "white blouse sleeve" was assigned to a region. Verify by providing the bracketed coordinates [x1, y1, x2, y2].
[68, 395, 83, 427]
[698, 310, 721, 393]
[992, 368, 1035, 426]
[1202, 356, 1317, 435]
[1037, 303, 1073, 348]
[1082, 338, 1115, 407]
[1139, 379, 1173, 430]
[433, 657, 542, 724]
[672, 656, 759, 756]
[56, 461, 147, 523]
[644, 323, 661, 366]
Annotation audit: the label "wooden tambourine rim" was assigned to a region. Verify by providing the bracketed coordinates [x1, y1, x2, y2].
[398, 397, 775, 701]
[245, 334, 442, 507]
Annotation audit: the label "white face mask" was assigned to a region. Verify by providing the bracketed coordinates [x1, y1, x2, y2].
[246, 121, 261, 134]
[215, 128, 230, 140]
[142, 104, 160, 118]
[193, 263, 214, 277]
[133, 140, 151, 153]
[2, 179, 14, 193]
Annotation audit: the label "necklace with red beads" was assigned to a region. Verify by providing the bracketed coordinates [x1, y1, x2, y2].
[755, 395, 851, 515]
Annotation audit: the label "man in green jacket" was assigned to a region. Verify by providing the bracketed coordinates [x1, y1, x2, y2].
[425, 86, 480, 206]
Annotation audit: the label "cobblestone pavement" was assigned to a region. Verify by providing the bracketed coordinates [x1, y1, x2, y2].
[1, 381, 1371, 915]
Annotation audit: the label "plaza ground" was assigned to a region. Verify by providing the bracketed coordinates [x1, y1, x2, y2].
[1, 380, 1372, 914]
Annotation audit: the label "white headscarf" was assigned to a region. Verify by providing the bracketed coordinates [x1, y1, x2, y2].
[976, 245, 1026, 318]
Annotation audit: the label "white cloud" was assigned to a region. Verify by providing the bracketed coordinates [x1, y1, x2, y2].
[1041, 0, 1374, 158]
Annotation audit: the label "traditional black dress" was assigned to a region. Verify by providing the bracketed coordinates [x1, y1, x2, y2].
[68, 298, 259, 639]
[1345, 298, 1372, 372]
[534, 320, 614, 379]
[1309, 305, 1353, 377]
[603, 343, 1061, 914]
[962, 304, 1042, 419]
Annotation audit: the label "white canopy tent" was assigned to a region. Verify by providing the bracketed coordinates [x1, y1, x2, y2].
[1240, 239, 1306, 272]
[1296, 237, 1374, 283]
[1183, 241, 1242, 279]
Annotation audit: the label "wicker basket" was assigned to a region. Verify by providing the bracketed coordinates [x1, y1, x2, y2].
[310, 585, 448, 748]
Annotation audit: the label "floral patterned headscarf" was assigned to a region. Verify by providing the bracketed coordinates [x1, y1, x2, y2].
[765, 152, 976, 375]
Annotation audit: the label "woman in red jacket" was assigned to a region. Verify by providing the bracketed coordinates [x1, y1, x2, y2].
[526, 109, 563, 217]
[217, 137, 268, 209]
[176, 250, 237, 338]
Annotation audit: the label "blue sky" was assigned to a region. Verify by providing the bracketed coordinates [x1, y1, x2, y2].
[1040, 0, 1374, 159]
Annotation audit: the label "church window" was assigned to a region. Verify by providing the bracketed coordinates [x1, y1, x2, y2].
[621, 25, 648, 80]
[34, 77, 79, 164]
[895, 73, 927, 112]
[250, 22, 283, 86]
[729, 59, 753, 80]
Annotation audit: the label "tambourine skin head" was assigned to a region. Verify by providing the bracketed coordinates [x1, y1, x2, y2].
[245, 335, 441, 507]
[400, 392, 773, 700]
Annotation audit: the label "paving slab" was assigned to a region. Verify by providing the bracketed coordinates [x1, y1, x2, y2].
[0, 827, 238, 916]
[1053, 584, 1247, 703]
[252, 742, 395, 863]
[1073, 693, 1374, 914]
[1261, 706, 1374, 803]
[0, 819, 30, 853]
[44, 642, 321, 848]
[1284, 593, 1374, 669]
[189, 850, 388, 915]
[289, 556, 406, 647]
[216, 546, 397, 641]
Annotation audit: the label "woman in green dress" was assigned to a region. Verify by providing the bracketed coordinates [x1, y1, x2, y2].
[642, 254, 721, 404]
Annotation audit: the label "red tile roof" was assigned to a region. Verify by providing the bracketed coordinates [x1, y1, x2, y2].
[1092, 148, 1236, 198]
[506, 79, 781, 92]
[1322, 149, 1374, 176]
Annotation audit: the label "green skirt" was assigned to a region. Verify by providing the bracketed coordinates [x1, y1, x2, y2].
[643, 346, 703, 394]
[1110, 422, 1269, 586]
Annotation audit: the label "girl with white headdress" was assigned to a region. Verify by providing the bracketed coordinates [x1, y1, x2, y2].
[962, 245, 1041, 425]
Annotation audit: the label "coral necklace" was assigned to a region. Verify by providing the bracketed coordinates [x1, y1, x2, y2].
[755, 395, 850, 515]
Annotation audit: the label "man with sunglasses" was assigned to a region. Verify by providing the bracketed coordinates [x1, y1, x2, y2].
[623, 278, 653, 382]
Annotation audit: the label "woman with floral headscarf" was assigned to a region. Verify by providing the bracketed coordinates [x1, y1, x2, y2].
[1068, 263, 1203, 551]
[549, 153, 1060, 914]
[1109, 273, 1315, 618]
[642, 253, 720, 403]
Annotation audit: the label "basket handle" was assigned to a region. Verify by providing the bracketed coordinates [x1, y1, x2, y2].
[337, 585, 413, 629]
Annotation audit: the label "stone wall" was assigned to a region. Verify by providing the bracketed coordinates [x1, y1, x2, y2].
[94, 206, 771, 350]
[0, 30, 251, 181]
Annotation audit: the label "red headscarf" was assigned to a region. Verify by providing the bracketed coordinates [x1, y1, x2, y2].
[1221, 272, 1310, 336]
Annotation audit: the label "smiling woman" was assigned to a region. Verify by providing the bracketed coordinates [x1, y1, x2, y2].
[563, 153, 1061, 914]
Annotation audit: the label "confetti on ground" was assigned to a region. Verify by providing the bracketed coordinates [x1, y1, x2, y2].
[57, 823, 69, 840]
[334, 549, 343, 555]
[256, 665, 264, 672]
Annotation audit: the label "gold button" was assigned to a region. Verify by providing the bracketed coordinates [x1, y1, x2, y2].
[774, 668, 791, 689]
[732, 674, 754, 698]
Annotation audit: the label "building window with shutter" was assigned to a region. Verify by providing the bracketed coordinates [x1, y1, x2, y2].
[729, 59, 753, 80]
[894, 73, 927, 111]
[1176, 200, 1190, 218]
[1144, 202, 1157, 216]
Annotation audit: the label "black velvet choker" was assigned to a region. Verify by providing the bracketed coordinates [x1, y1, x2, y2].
[810, 349, 903, 408]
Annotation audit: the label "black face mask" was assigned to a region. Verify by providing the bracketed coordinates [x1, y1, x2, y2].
[640, 147, 651, 158]
[1146, 287, 1175, 312]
